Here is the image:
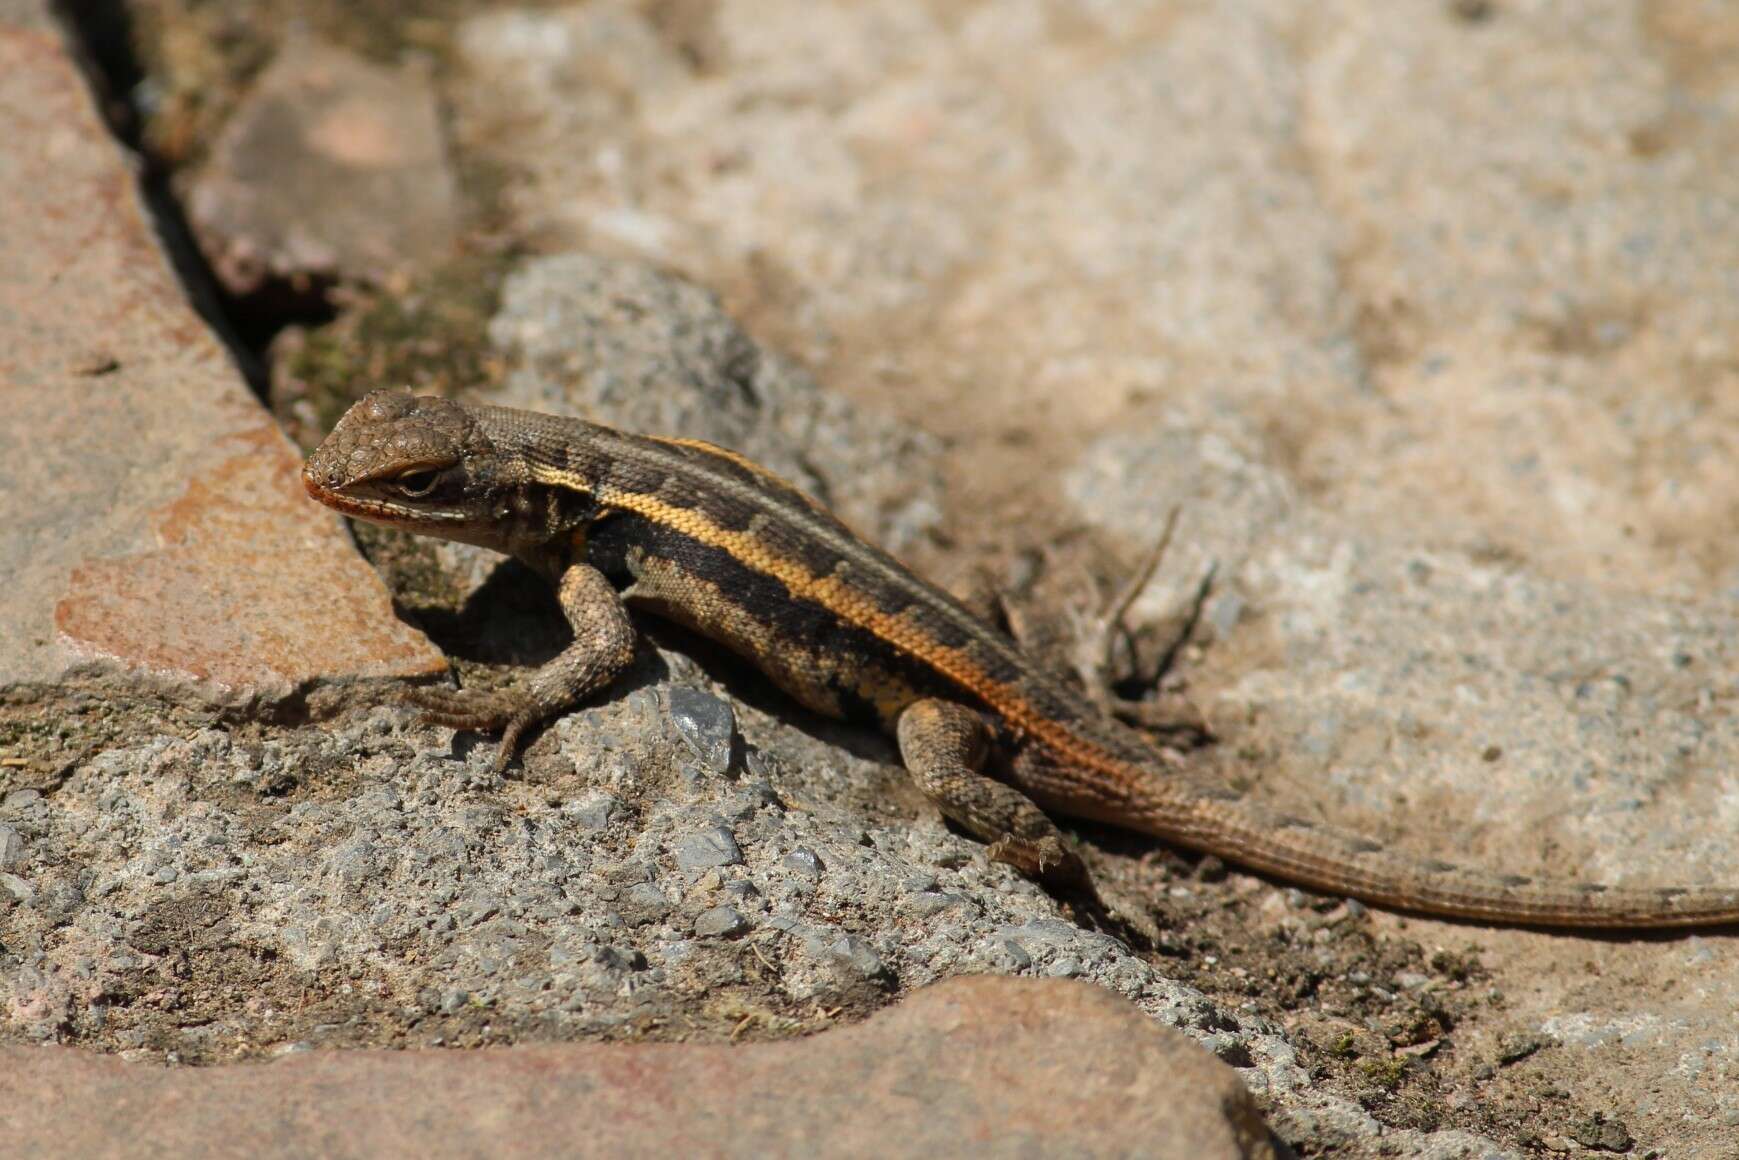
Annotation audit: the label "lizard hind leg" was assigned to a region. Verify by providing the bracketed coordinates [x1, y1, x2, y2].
[896, 699, 1089, 888]
[407, 562, 638, 773]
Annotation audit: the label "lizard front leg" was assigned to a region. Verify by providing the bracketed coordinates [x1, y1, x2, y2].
[409, 562, 637, 772]
[896, 699, 1089, 887]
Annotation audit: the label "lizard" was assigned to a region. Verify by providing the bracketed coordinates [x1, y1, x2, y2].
[302, 389, 1739, 930]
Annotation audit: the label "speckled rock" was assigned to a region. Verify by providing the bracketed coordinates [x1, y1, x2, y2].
[10, 0, 1739, 1155]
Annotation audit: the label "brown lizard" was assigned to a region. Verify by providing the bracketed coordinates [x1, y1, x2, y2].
[303, 390, 1739, 929]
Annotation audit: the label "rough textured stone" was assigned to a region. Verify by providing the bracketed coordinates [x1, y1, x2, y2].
[445, 5, 1739, 1152]
[693, 904, 748, 938]
[0, 653, 1330, 1129]
[0, 14, 442, 695]
[8, 2, 1739, 1155]
[674, 825, 744, 872]
[186, 32, 460, 295]
[0, 977, 1275, 1160]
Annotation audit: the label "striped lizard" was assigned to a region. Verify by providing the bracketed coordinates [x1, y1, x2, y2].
[303, 390, 1739, 929]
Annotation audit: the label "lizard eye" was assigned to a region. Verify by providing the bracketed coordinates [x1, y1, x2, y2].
[392, 469, 440, 498]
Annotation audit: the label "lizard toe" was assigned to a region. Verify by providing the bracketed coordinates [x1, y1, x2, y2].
[988, 834, 1079, 881]
[403, 684, 519, 732]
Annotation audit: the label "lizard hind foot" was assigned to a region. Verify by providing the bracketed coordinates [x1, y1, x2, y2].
[402, 683, 520, 732]
[402, 684, 544, 772]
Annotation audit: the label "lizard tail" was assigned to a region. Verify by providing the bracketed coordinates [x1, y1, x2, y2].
[1134, 788, 1739, 930]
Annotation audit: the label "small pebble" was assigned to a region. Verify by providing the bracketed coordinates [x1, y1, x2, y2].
[569, 796, 620, 831]
[987, 938, 1032, 972]
[694, 905, 749, 938]
[1497, 1032, 1544, 1065]
[828, 935, 888, 980]
[0, 825, 24, 869]
[782, 848, 823, 879]
[620, 882, 672, 926]
[1570, 1114, 1633, 1154]
[0, 873, 34, 904]
[674, 825, 743, 872]
[667, 687, 735, 775]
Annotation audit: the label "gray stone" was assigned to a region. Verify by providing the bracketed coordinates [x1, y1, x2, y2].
[781, 848, 823, 879]
[693, 906, 749, 939]
[0, 825, 24, 870]
[721, 880, 762, 906]
[982, 939, 1032, 974]
[568, 796, 621, 832]
[667, 687, 735, 776]
[619, 883, 673, 927]
[0, 873, 33, 905]
[673, 826, 743, 872]
[828, 936, 888, 982]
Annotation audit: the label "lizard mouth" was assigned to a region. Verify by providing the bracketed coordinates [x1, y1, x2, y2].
[301, 464, 470, 528]
[302, 465, 400, 524]
[301, 465, 369, 514]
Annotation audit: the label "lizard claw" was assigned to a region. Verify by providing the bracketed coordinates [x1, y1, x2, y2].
[402, 684, 518, 732]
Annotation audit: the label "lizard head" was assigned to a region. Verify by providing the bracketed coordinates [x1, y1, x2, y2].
[302, 390, 520, 548]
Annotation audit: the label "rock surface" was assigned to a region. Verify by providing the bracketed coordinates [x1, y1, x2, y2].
[447, 3, 1739, 1151]
[185, 32, 460, 296]
[6, 1, 1739, 1157]
[487, 252, 944, 554]
[0, 13, 442, 699]
[0, 976, 1276, 1160]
